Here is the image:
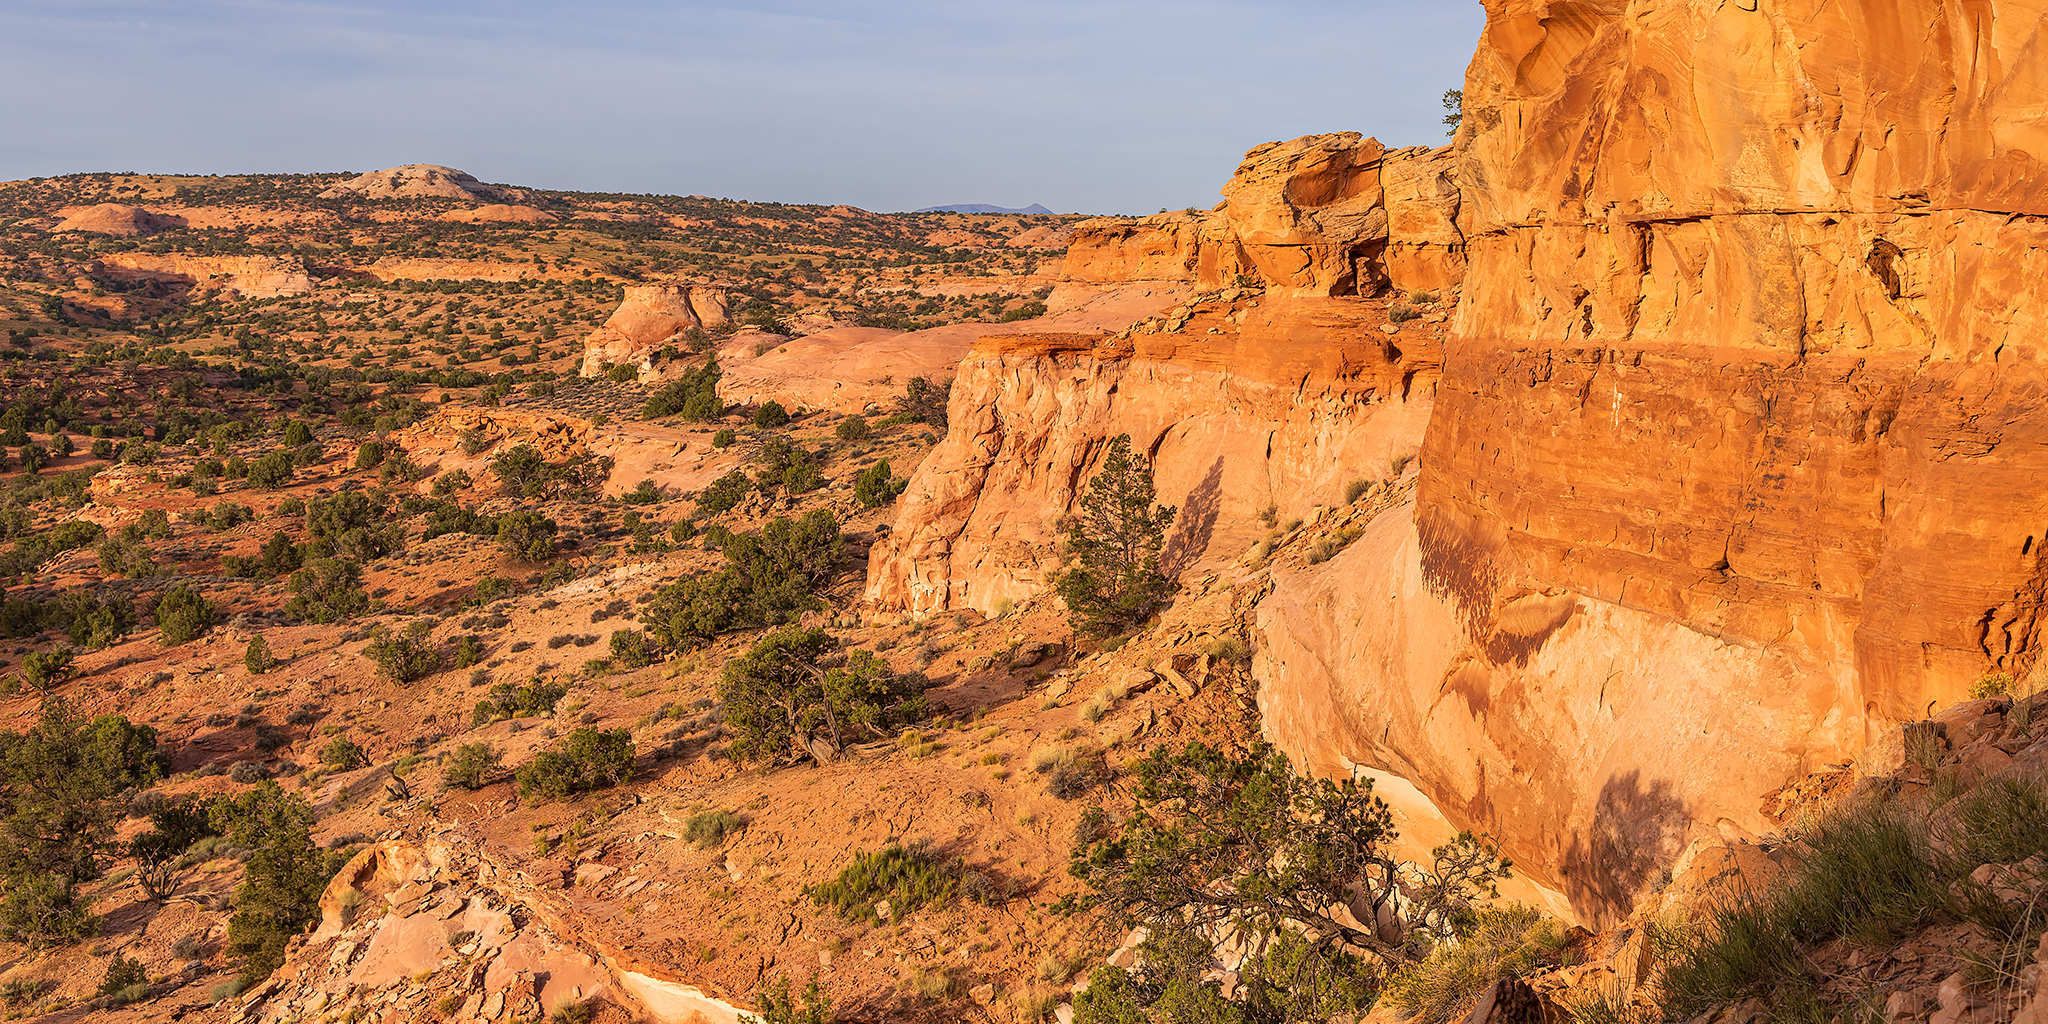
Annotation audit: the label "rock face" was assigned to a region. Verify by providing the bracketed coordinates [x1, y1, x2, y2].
[870, 0, 2048, 927]
[437, 204, 557, 224]
[52, 203, 182, 236]
[864, 295, 1441, 617]
[1056, 135, 1461, 301]
[577, 284, 731, 376]
[96, 253, 315, 298]
[320, 164, 500, 202]
[1265, 0, 2048, 926]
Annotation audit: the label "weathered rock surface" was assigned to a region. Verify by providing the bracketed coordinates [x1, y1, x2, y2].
[52, 203, 183, 236]
[96, 253, 315, 298]
[438, 204, 558, 224]
[321, 164, 502, 202]
[715, 284, 1203, 416]
[864, 293, 1439, 617]
[1057, 135, 1461, 299]
[1263, 0, 2048, 925]
[872, 0, 2048, 927]
[233, 837, 743, 1024]
[577, 284, 731, 376]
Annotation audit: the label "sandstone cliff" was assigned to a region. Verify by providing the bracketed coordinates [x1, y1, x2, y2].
[96, 253, 315, 298]
[1269, 0, 2048, 925]
[863, 293, 1445, 617]
[870, 0, 2048, 927]
[1056, 134, 1462, 303]
[576, 284, 731, 376]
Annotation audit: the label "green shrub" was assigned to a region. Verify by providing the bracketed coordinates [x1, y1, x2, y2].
[283, 421, 313, 448]
[1382, 906, 1568, 1024]
[453, 635, 485, 669]
[1057, 435, 1176, 638]
[246, 450, 295, 490]
[753, 400, 790, 429]
[1972, 671, 2017, 699]
[497, 510, 558, 562]
[720, 626, 930, 765]
[684, 809, 746, 849]
[711, 429, 736, 449]
[606, 362, 638, 383]
[243, 635, 278, 675]
[154, 584, 215, 645]
[212, 783, 348, 984]
[854, 460, 908, 508]
[284, 559, 371, 623]
[515, 728, 634, 802]
[318, 736, 366, 771]
[472, 679, 569, 725]
[1388, 303, 1420, 325]
[808, 844, 961, 925]
[366, 621, 442, 683]
[19, 649, 77, 692]
[621, 479, 664, 505]
[442, 743, 503, 790]
[642, 511, 844, 650]
[609, 630, 653, 670]
[695, 470, 752, 515]
[745, 976, 833, 1024]
[354, 440, 385, 470]
[642, 355, 723, 420]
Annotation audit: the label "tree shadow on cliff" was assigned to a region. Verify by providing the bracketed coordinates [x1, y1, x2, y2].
[1559, 770, 1691, 927]
[1161, 457, 1224, 581]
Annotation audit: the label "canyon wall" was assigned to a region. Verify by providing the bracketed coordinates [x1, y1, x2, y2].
[863, 297, 1443, 618]
[97, 253, 316, 298]
[1262, 0, 2048, 925]
[870, 0, 2048, 926]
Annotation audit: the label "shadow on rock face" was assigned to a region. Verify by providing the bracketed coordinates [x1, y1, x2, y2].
[1162, 456, 1225, 580]
[1559, 769, 1691, 925]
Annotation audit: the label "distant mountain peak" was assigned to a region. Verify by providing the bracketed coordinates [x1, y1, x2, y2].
[914, 203, 1056, 216]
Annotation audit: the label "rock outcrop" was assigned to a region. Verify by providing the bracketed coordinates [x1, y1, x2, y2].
[864, 293, 1444, 617]
[437, 204, 557, 224]
[577, 284, 731, 377]
[96, 253, 315, 298]
[321, 164, 502, 202]
[231, 837, 743, 1024]
[871, 0, 2048, 927]
[1260, 0, 2048, 925]
[1056, 135, 1461, 302]
[53, 203, 183, 236]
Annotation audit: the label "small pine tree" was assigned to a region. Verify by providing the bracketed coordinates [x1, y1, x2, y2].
[154, 584, 215, 646]
[1056, 434, 1177, 638]
[754, 400, 790, 429]
[244, 634, 277, 674]
[854, 460, 907, 508]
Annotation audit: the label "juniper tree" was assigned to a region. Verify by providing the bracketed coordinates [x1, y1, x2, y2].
[1057, 434, 1177, 637]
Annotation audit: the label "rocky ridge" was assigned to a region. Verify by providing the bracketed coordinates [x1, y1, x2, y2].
[865, 0, 2048, 929]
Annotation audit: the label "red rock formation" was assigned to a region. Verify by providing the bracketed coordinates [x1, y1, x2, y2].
[1056, 135, 1462, 301]
[96, 253, 315, 298]
[1263, 0, 2048, 925]
[53, 203, 183, 237]
[864, 295, 1443, 617]
[577, 284, 731, 376]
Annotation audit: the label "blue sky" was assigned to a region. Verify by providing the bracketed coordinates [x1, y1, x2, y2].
[0, 1, 1486, 214]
